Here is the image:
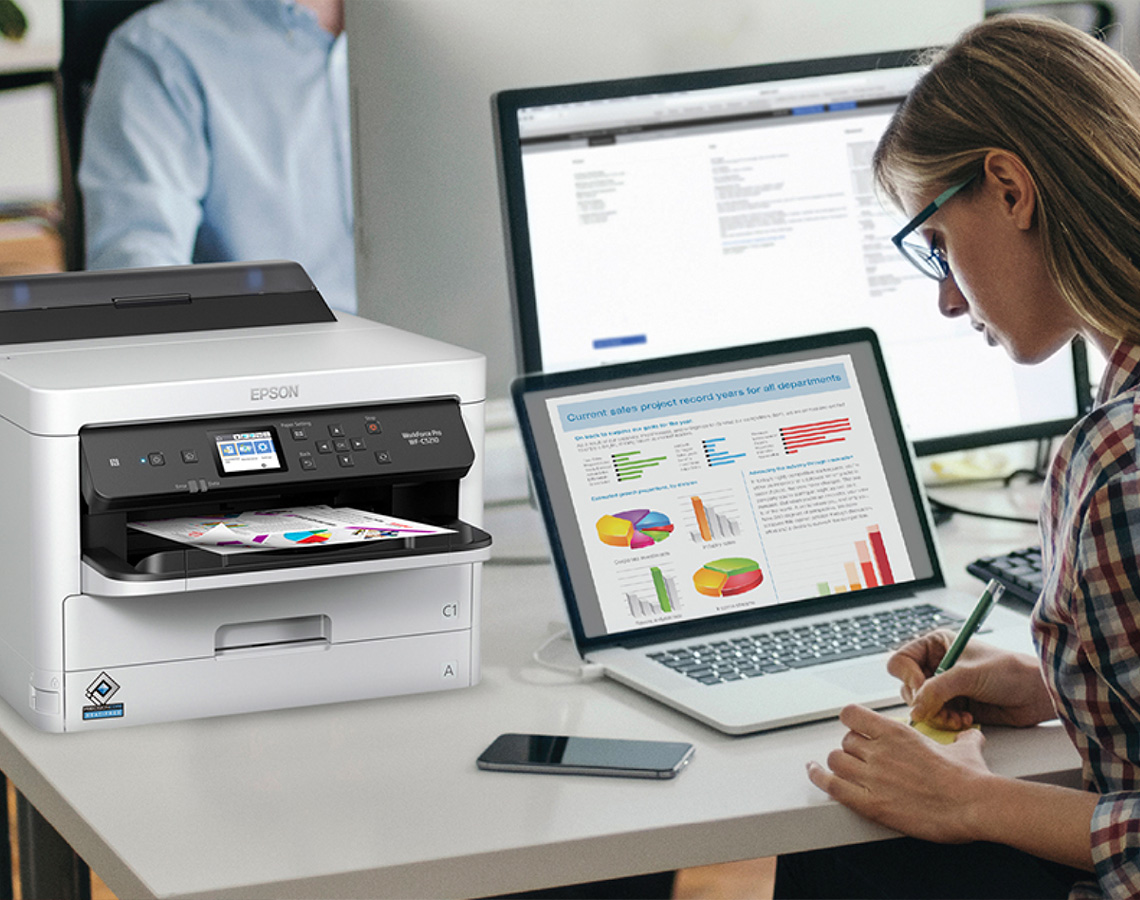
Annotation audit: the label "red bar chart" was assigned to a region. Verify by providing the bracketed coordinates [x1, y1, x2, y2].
[780, 417, 852, 454]
[867, 524, 894, 584]
[816, 524, 895, 595]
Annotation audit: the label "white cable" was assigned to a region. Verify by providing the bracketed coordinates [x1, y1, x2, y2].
[531, 629, 606, 681]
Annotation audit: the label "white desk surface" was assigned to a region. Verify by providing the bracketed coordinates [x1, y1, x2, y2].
[0, 479, 1080, 900]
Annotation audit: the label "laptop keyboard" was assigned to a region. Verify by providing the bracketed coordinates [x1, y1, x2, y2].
[647, 603, 965, 686]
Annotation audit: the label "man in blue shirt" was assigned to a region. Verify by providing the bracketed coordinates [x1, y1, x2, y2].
[78, 0, 356, 314]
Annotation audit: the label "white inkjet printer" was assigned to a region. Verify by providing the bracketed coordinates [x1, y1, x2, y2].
[0, 261, 491, 731]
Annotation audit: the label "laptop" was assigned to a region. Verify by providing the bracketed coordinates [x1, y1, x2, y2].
[512, 329, 1036, 734]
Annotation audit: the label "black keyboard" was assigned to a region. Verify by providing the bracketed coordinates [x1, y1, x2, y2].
[966, 545, 1043, 609]
[648, 603, 965, 686]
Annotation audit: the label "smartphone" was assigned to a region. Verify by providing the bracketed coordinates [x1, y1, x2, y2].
[476, 733, 695, 779]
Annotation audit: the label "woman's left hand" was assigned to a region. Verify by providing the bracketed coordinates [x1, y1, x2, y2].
[807, 704, 994, 844]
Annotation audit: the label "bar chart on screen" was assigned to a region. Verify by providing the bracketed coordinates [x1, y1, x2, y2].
[703, 436, 746, 467]
[779, 417, 852, 454]
[612, 449, 666, 482]
[686, 491, 743, 543]
[620, 565, 682, 619]
[785, 523, 897, 599]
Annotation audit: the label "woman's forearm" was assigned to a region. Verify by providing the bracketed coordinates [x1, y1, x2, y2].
[966, 773, 1097, 872]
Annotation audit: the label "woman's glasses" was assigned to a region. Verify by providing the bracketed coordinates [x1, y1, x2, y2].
[891, 176, 976, 280]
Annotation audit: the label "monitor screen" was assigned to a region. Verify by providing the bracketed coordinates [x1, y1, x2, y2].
[495, 50, 1090, 456]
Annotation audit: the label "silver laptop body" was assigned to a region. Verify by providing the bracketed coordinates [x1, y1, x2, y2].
[513, 329, 1034, 734]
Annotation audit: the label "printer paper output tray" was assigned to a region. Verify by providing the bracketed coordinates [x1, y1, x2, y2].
[82, 520, 491, 596]
[77, 395, 492, 597]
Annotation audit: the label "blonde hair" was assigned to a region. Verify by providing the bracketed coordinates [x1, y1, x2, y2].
[874, 14, 1140, 340]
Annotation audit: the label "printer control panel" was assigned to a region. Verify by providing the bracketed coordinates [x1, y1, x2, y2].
[80, 399, 475, 506]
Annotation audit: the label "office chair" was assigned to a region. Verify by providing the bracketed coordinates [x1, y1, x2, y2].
[58, 0, 156, 270]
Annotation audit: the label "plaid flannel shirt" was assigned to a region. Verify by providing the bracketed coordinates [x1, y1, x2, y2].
[1034, 340, 1140, 899]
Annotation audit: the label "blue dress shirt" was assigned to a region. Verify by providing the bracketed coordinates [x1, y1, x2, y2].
[79, 0, 356, 313]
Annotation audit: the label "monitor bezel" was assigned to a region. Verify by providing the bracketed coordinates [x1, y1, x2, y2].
[493, 49, 1092, 457]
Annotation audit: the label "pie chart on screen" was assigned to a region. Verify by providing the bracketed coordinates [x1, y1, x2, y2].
[693, 558, 763, 597]
[595, 509, 674, 549]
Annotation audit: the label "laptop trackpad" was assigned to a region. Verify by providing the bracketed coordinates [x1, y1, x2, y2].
[814, 661, 901, 704]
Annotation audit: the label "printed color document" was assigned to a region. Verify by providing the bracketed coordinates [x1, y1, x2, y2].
[130, 505, 454, 555]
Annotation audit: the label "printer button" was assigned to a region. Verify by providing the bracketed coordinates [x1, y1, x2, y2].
[300, 457, 318, 471]
[375, 450, 392, 465]
[365, 421, 381, 435]
[337, 454, 355, 468]
[291, 428, 308, 441]
[148, 452, 165, 467]
[328, 424, 345, 437]
[315, 440, 333, 454]
[181, 449, 199, 464]
[350, 437, 366, 451]
[333, 438, 350, 453]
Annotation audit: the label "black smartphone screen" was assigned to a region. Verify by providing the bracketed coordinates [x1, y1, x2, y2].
[476, 733, 694, 778]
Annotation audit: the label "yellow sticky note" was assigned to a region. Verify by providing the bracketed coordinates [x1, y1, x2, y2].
[894, 714, 979, 744]
[912, 720, 973, 744]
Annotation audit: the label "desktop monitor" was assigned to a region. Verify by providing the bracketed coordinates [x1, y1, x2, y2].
[494, 49, 1091, 456]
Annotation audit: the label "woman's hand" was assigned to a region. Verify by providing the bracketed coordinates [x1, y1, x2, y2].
[887, 632, 1057, 729]
[809, 704, 1098, 872]
[807, 704, 997, 844]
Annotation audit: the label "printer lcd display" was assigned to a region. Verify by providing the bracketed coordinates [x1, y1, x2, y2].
[211, 428, 284, 475]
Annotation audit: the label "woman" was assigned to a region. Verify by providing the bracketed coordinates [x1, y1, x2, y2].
[777, 15, 1140, 900]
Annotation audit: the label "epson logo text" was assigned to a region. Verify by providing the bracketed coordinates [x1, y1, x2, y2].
[250, 385, 300, 402]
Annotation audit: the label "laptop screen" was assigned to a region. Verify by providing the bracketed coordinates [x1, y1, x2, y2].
[514, 330, 940, 649]
[495, 51, 1089, 457]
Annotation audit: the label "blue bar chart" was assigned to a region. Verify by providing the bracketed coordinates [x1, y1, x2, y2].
[703, 436, 745, 467]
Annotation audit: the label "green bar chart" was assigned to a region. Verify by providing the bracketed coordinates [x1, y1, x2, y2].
[612, 450, 667, 482]
[622, 565, 681, 618]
